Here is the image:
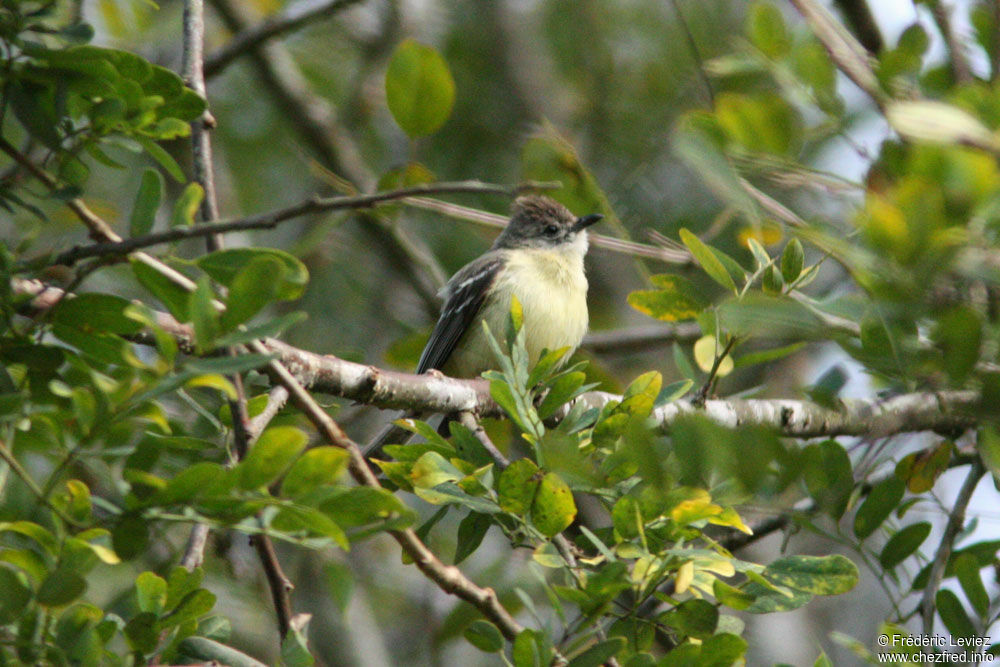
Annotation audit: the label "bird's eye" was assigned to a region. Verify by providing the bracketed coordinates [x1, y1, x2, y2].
[544, 224, 560, 237]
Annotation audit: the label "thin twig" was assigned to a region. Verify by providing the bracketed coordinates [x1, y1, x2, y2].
[402, 196, 691, 265]
[204, 0, 367, 78]
[5, 140, 532, 648]
[582, 323, 702, 353]
[253, 343, 533, 644]
[920, 461, 984, 636]
[927, 0, 972, 85]
[831, 0, 883, 54]
[693, 336, 737, 405]
[667, 0, 713, 106]
[182, 0, 222, 250]
[180, 525, 211, 570]
[457, 412, 510, 467]
[789, 0, 885, 108]
[47, 180, 561, 267]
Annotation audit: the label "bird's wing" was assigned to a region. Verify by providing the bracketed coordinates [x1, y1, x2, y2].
[416, 255, 504, 374]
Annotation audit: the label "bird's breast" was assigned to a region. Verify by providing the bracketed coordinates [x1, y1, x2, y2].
[491, 247, 589, 364]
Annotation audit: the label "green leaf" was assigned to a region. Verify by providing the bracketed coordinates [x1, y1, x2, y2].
[801, 440, 853, 519]
[498, 458, 541, 515]
[679, 228, 737, 292]
[167, 566, 205, 608]
[713, 579, 754, 611]
[177, 637, 268, 667]
[513, 629, 545, 667]
[887, 100, 1000, 152]
[112, 515, 149, 560]
[954, 553, 989, 619]
[763, 555, 858, 595]
[733, 342, 806, 368]
[749, 2, 791, 58]
[129, 168, 163, 237]
[221, 256, 285, 332]
[281, 616, 314, 667]
[672, 114, 761, 224]
[170, 182, 204, 227]
[124, 611, 159, 653]
[895, 440, 952, 493]
[385, 39, 455, 138]
[567, 637, 626, 667]
[780, 238, 804, 284]
[658, 599, 719, 640]
[936, 589, 976, 640]
[454, 512, 491, 565]
[281, 447, 349, 498]
[0, 566, 32, 624]
[879, 522, 931, 569]
[51, 293, 144, 335]
[932, 306, 982, 385]
[132, 258, 191, 322]
[409, 451, 463, 489]
[37, 568, 87, 606]
[195, 248, 309, 300]
[699, 633, 748, 664]
[627, 274, 705, 322]
[136, 135, 185, 183]
[163, 588, 216, 626]
[743, 581, 813, 614]
[188, 276, 220, 354]
[537, 371, 586, 419]
[853, 476, 905, 539]
[464, 620, 503, 653]
[238, 426, 308, 490]
[152, 462, 228, 505]
[531, 472, 576, 537]
[214, 311, 308, 347]
[135, 571, 167, 614]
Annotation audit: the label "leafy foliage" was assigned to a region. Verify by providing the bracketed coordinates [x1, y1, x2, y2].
[2, 0, 1000, 664]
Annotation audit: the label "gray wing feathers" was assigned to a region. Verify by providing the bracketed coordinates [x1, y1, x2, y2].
[416, 256, 503, 374]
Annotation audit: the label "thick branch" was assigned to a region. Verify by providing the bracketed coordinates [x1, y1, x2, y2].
[47, 180, 559, 267]
[14, 278, 982, 440]
[204, 0, 366, 78]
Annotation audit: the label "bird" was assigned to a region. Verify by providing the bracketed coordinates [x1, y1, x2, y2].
[364, 194, 602, 455]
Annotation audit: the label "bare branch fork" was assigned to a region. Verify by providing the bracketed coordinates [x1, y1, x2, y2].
[46, 180, 561, 267]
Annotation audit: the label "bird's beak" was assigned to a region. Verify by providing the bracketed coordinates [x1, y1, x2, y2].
[572, 213, 603, 232]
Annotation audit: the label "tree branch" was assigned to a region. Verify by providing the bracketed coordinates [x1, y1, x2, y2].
[920, 460, 984, 636]
[252, 342, 532, 644]
[789, 0, 885, 108]
[13, 279, 982, 441]
[402, 196, 691, 265]
[581, 323, 702, 353]
[204, 0, 367, 78]
[831, 0, 883, 54]
[927, 0, 973, 85]
[46, 180, 560, 267]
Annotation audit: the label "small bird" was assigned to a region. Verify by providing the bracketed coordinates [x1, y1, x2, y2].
[364, 195, 601, 455]
[417, 194, 602, 377]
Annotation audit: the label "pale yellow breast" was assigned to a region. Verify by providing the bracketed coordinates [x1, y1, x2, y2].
[444, 246, 589, 377]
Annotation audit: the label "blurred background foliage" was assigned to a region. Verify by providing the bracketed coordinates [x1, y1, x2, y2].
[6, 0, 1000, 664]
